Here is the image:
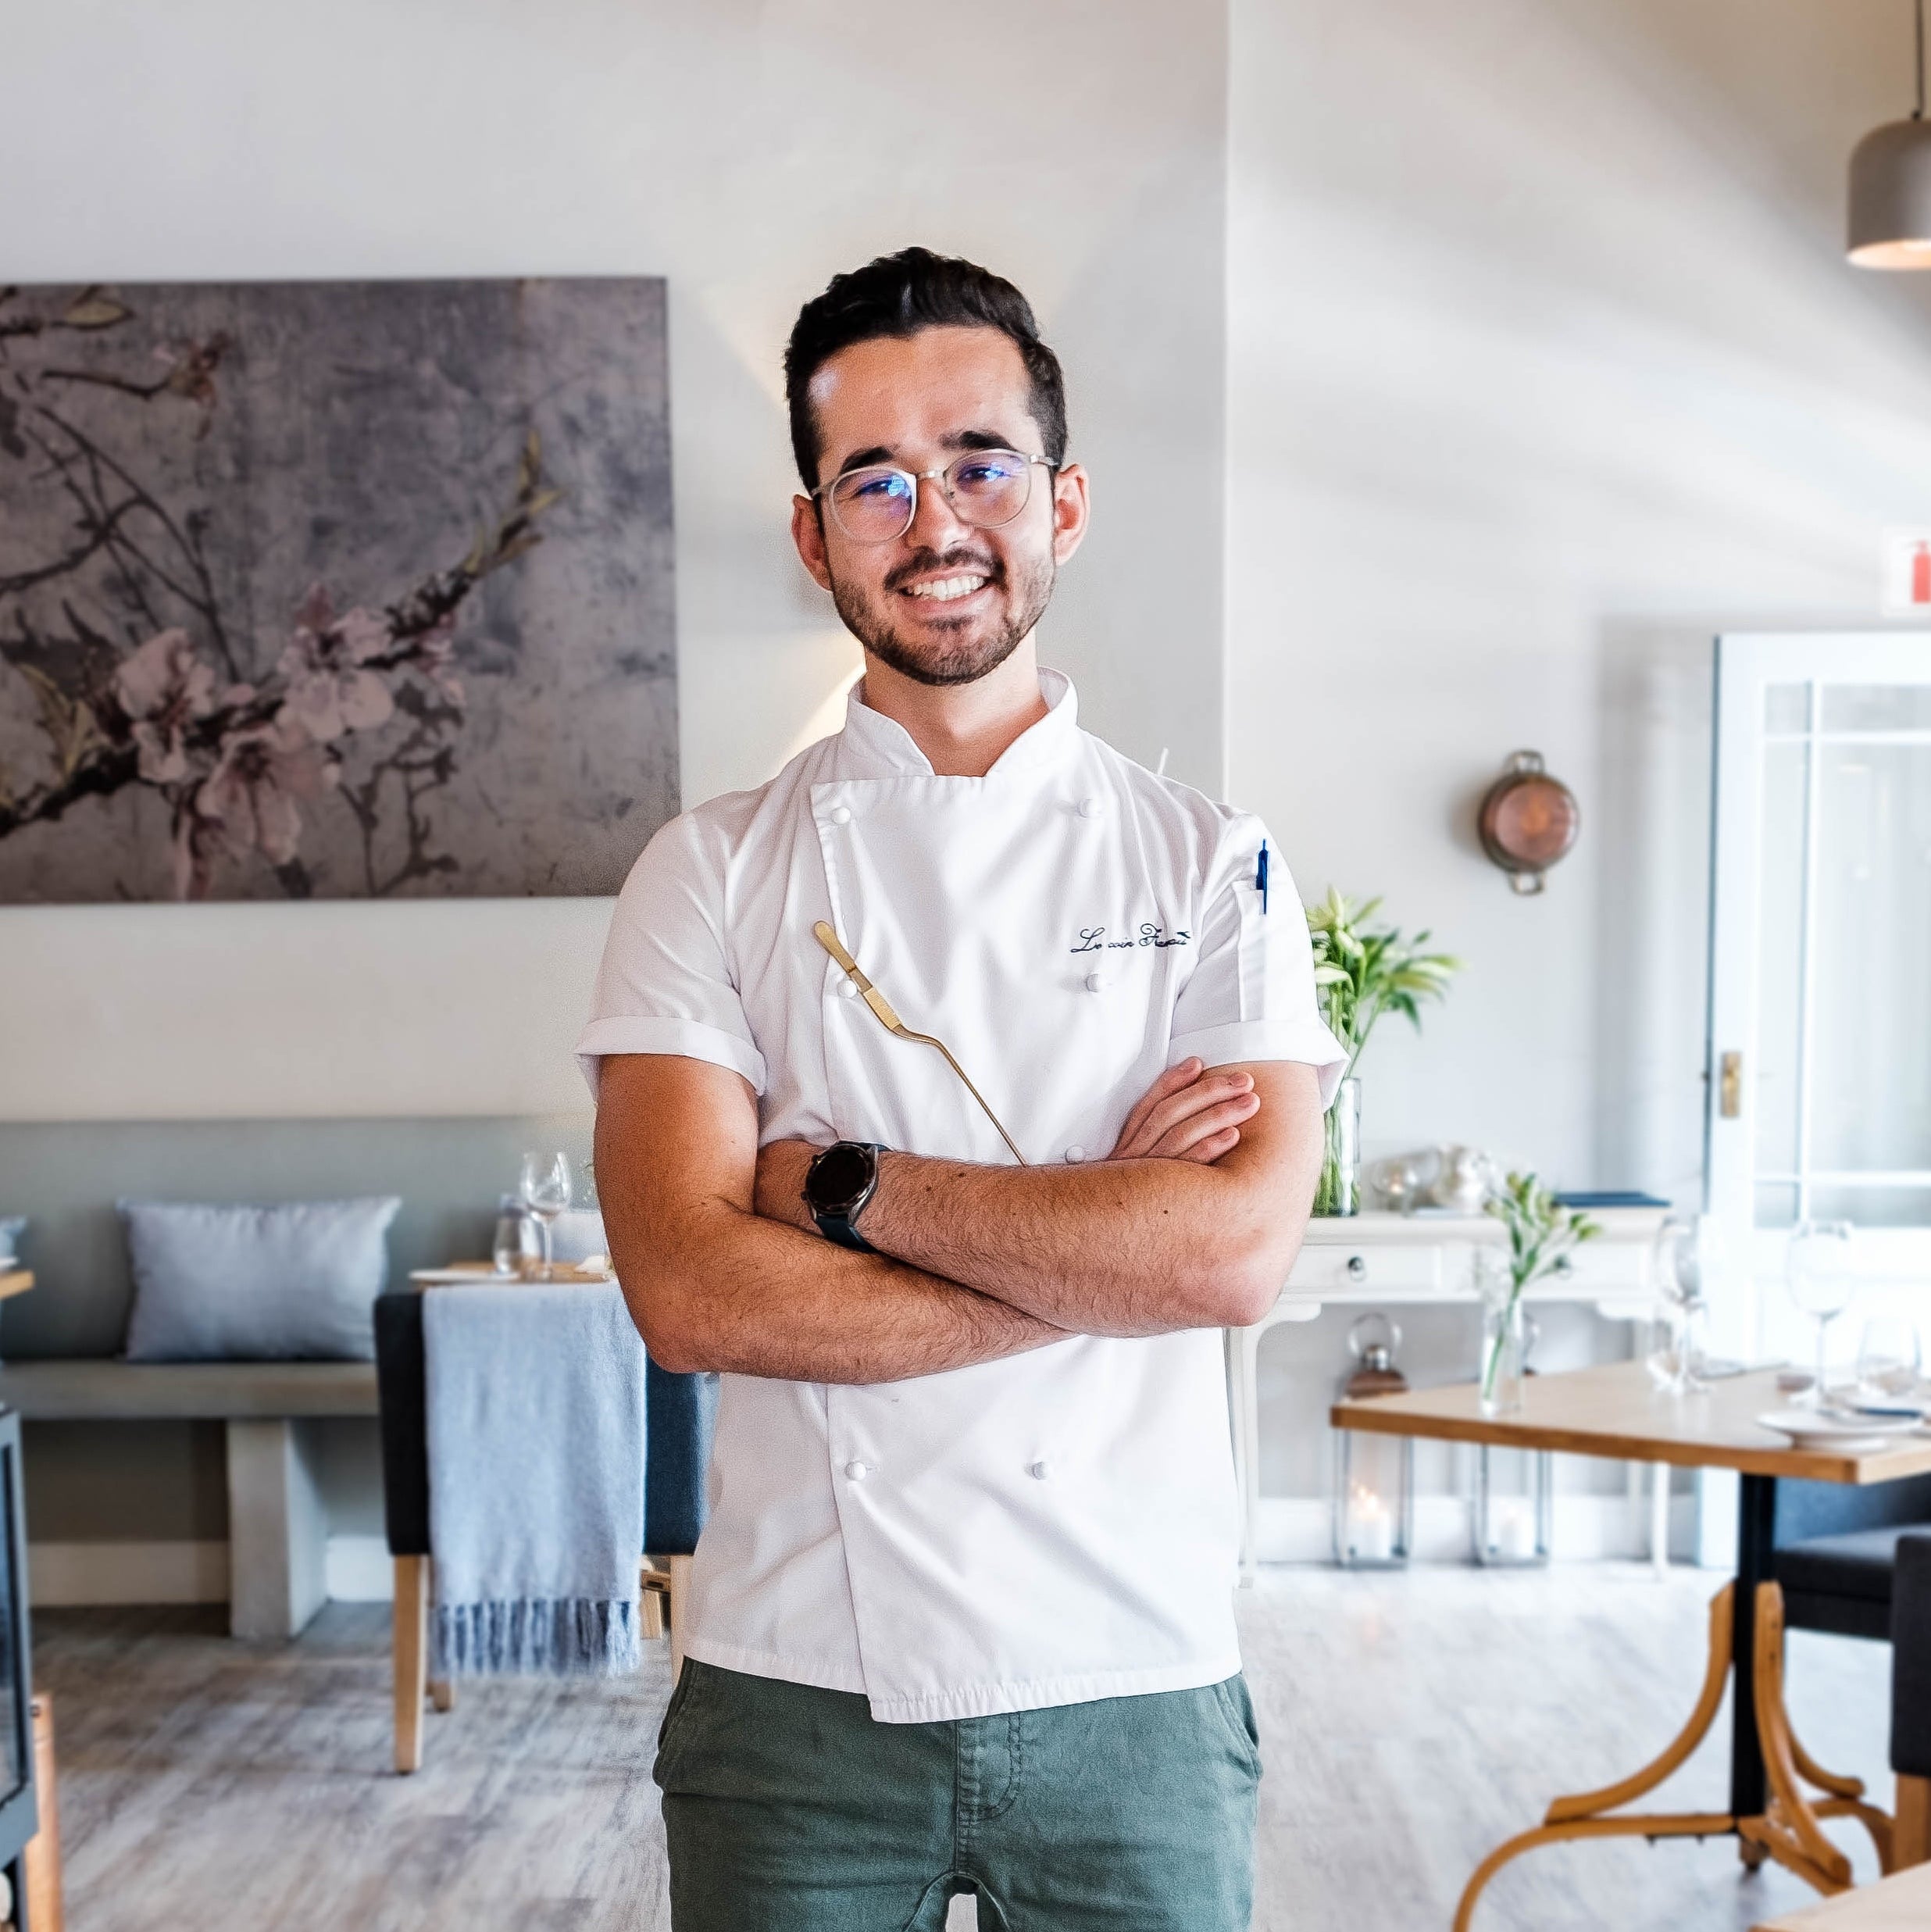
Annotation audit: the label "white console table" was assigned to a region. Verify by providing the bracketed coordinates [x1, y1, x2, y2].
[1227, 1207, 1668, 1577]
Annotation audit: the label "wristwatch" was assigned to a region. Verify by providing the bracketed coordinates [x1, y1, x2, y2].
[803, 1141, 886, 1252]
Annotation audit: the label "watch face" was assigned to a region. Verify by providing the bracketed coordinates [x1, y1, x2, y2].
[808, 1142, 875, 1215]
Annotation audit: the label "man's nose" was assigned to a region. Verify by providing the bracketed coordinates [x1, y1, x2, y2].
[905, 471, 973, 552]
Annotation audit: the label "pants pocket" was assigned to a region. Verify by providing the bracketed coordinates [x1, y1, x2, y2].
[1208, 1674, 1263, 1780]
[653, 1659, 705, 1784]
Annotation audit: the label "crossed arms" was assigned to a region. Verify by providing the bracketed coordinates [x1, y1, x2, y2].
[595, 1052, 1324, 1385]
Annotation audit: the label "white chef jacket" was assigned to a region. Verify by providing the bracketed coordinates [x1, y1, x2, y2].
[576, 670, 1345, 1723]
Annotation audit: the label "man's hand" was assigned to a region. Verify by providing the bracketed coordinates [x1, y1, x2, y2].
[753, 1058, 1258, 1233]
[1105, 1057, 1259, 1163]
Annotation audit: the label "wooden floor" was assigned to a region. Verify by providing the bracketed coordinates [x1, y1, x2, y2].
[33, 1565, 1894, 1930]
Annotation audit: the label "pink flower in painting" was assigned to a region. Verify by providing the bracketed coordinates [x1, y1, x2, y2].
[114, 628, 220, 784]
[276, 585, 396, 742]
[193, 715, 337, 870]
[412, 615, 466, 707]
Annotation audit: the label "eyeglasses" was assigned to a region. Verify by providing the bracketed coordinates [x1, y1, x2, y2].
[812, 448, 1055, 545]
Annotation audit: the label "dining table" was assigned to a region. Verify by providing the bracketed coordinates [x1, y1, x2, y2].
[1331, 1360, 1931, 1928]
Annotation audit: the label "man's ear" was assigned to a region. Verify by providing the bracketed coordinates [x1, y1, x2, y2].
[791, 495, 835, 594]
[1050, 462, 1090, 567]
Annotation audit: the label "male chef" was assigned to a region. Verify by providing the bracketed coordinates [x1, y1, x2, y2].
[579, 247, 1345, 1931]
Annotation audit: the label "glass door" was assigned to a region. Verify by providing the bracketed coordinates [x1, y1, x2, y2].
[1707, 634, 1931, 1374]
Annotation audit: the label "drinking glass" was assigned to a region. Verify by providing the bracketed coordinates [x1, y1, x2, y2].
[1785, 1220, 1856, 1408]
[519, 1151, 573, 1281]
[1855, 1317, 1922, 1405]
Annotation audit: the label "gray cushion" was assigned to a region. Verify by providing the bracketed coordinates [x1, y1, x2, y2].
[120, 1198, 401, 1362]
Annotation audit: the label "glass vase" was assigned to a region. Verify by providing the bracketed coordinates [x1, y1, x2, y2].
[1314, 1077, 1361, 1217]
[1476, 1252, 1526, 1416]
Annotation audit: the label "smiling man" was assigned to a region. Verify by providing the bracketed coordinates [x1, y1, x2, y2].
[580, 248, 1344, 1931]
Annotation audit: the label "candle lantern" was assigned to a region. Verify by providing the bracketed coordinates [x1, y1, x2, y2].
[1472, 1445, 1552, 1566]
[1333, 1313, 1415, 1569]
[1473, 1313, 1551, 1566]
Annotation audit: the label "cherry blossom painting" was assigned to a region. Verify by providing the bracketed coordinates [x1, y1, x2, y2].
[0, 277, 676, 901]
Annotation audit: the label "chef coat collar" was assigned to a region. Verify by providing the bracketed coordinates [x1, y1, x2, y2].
[836, 667, 1080, 782]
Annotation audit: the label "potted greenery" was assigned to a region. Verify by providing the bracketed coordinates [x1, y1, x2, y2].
[1305, 889, 1461, 1215]
[1478, 1172, 1600, 1413]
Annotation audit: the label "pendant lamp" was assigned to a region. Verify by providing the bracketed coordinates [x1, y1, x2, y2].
[1849, 0, 1931, 268]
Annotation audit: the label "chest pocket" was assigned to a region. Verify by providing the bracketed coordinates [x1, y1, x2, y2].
[812, 778, 1188, 1166]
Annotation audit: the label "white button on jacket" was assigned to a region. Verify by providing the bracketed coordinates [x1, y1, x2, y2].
[578, 672, 1345, 1723]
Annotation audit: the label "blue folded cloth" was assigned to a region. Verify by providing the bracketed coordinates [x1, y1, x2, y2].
[424, 1280, 645, 1677]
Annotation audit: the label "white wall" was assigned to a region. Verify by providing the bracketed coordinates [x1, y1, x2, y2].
[1228, 0, 1931, 1200]
[0, 0, 1229, 1121]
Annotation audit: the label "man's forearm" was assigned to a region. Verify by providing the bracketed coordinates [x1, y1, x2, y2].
[757, 1062, 1322, 1335]
[595, 1054, 1070, 1387]
[859, 1155, 1277, 1334]
[619, 1195, 1069, 1384]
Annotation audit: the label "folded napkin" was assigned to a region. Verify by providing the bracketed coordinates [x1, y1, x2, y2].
[424, 1279, 645, 1677]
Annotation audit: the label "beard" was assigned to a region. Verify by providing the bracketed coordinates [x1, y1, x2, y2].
[827, 542, 1056, 687]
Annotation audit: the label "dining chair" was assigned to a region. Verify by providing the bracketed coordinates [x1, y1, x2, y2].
[1758, 1475, 1931, 1877]
[1891, 1531, 1931, 1866]
[372, 1288, 714, 1773]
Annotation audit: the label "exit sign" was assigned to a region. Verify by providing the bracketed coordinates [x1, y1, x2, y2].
[1883, 527, 1931, 616]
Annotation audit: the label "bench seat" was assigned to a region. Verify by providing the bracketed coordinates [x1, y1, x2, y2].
[1, 1356, 378, 1639]
[0, 1359, 377, 1421]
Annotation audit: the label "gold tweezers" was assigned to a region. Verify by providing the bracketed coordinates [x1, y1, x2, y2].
[812, 920, 1028, 1165]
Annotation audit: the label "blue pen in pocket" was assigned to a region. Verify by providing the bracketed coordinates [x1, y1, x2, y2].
[1256, 841, 1269, 913]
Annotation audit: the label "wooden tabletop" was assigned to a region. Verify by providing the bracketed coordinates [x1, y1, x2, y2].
[1330, 1360, 1931, 1485]
[1751, 1860, 1931, 1929]
[0, 1271, 33, 1302]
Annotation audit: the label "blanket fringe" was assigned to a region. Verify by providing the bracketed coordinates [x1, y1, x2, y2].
[431, 1596, 641, 1679]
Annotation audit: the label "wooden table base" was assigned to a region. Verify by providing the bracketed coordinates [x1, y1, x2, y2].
[1453, 1584, 1897, 1932]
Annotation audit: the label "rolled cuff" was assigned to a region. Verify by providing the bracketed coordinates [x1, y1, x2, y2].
[1167, 1020, 1349, 1111]
[574, 1016, 769, 1102]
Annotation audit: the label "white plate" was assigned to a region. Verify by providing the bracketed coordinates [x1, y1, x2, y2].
[1755, 1408, 1921, 1452]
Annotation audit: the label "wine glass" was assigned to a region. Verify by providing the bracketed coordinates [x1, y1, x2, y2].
[1647, 1216, 1709, 1394]
[519, 1151, 573, 1281]
[1855, 1317, 1922, 1406]
[1785, 1220, 1856, 1409]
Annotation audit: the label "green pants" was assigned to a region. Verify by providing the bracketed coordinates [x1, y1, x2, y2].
[655, 1659, 1261, 1930]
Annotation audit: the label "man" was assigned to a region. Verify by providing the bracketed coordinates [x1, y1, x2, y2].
[579, 248, 1344, 1931]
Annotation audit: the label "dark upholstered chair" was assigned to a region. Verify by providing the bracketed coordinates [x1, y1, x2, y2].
[373, 1290, 714, 1773]
[1892, 1532, 1931, 1866]
[1770, 1474, 1931, 1870]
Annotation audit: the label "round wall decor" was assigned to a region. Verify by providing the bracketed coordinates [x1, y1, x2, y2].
[1477, 751, 1579, 895]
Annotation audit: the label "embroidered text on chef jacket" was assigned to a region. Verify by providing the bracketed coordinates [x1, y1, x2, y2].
[576, 670, 1346, 1723]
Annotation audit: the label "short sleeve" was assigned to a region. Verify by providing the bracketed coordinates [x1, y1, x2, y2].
[574, 812, 768, 1102]
[1168, 816, 1347, 1109]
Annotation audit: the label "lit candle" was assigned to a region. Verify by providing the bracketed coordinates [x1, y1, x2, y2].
[1352, 1488, 1394, 1562]
[1497, 1502, 1537, 1561]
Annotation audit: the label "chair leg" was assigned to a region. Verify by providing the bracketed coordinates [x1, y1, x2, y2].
[393, 1555, 428, 1775]
[668, 1555, 693, 1686]
[429, 1679, 455, 1714]
[24, 1692, 63, 1932]
[1898, 1775, 1931, 1868]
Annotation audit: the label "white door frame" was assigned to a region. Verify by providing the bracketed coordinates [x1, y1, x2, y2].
[1701, 632, 1931, 1561]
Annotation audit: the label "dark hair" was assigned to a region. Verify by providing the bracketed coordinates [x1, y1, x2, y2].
[783, 247, 1068, 489]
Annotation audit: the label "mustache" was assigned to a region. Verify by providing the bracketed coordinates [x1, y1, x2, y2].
[883, 547, 1003, 594]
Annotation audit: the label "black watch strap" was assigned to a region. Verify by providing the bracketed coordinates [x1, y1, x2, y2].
[817, 1215, 875, 1253]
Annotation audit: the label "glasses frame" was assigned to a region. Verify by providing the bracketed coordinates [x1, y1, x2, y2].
[811, 448, 1058, 546]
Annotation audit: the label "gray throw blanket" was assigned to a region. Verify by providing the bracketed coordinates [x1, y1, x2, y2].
[423, 1279, 645, 1677]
